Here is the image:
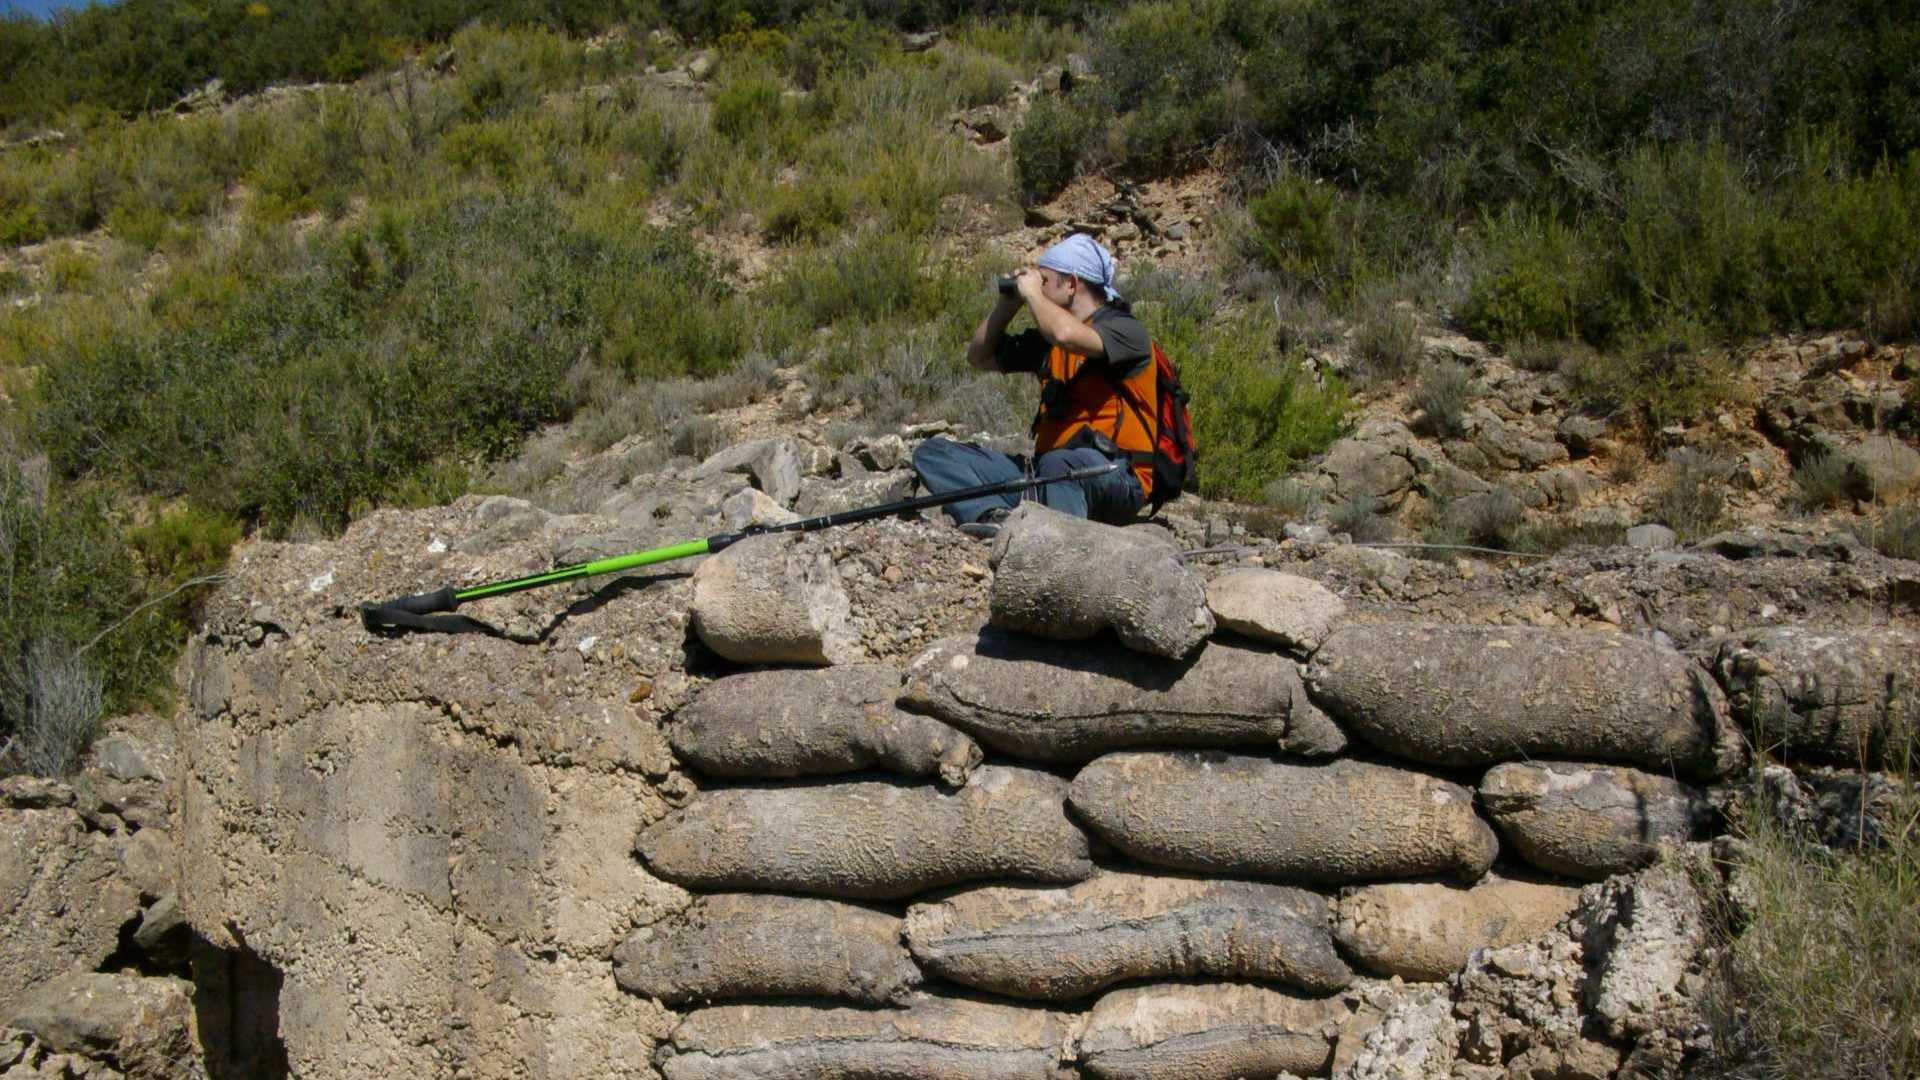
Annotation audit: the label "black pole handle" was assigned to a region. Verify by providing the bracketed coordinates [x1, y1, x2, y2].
[359, 586, 459, 632]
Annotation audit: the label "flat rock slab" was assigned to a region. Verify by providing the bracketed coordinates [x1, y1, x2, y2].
[658, 995, 1075, 1080]
[904, 871, 1351, 1002]
[636, 766, 1093, 899]
[669, 664, 981, 786]
[614, 893, 919, 1006]
[1069, 753, 1498, 885]
[900, 631, 1345, 765]
[1307, 624, 1741, 779]
[989, 503, 1213, 659]
[1480, 761, 1714, 880]
[1204, 569, 1347, 654]
[1077, 982, 1349, 1080]
[1701, 625, 1919, 769]
[0, 806, 142, 1017]
[690, 533, 862, 665]
[1334, 876, 1581, 982]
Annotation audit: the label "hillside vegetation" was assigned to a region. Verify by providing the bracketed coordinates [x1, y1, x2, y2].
[0, 2, 1915, 764]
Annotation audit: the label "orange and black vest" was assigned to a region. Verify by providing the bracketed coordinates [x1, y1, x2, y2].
[1032, 343, 1159, 500]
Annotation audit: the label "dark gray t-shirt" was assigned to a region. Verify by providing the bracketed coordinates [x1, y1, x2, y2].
[996, 304, 1151, 378]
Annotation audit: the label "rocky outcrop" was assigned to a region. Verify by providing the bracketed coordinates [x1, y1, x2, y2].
[899, 631, 1344, 764]
[988, 504, 1213, 658]
[690, 533, 863, 665]
[5, 973, 200, 1080]
[0, 780, 143, 1018]
[1203, 569, 1347, 654]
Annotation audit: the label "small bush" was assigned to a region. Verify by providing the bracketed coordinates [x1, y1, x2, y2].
[1330, 493, 1395, 543]
[787, 13, 890, 91]
[1706, 781, 1920, 1079]
[1011, 93, 1095, 200]
[1649, 448, 1731, 540]
[1410, 361, 1471, 437]
[669, 415, 727, 461]
[1248, 177, 1339, 288]
[1790, 451, 1854, 513]
[1429, 487, 1527, 549]
[1261, 476, 1323, 519]
[1349, 302, 1421, 387]
[1513, 515, 1629, 553]
[761, 181, 849, 243]
[1862, 503, 1920, 561]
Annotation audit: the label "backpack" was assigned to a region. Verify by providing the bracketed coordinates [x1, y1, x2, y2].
[1114, 342, 1197, 512]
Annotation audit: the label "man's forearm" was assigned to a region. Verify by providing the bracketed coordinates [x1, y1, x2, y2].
[967, 296, 1023, 371]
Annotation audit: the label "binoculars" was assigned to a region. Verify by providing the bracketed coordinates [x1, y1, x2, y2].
[996, 275, 1019, 296]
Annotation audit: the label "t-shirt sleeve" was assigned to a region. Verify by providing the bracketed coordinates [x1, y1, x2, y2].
[996, 328, 1049, 374]
[1092, 310, 1152, 378]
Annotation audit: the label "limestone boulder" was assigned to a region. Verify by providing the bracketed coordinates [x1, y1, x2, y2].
[637, 766, 1093, 899]
[1203, 569, 1347, 654]
[900, 631, 1345, 765]
[1308, 624, 1742, 779]
[0, 790, 142, 1017]
[1068, 753, 1498, 885]
[690, 533, 863, 665]
[904, 871, 1351, 1002]
[1480, 761, 1714, 879]
[1334, 876, 1581, 982]
[989, 503, 1212, 658]
[5, 973, 199, 1080]
[668, 664, 980, 786]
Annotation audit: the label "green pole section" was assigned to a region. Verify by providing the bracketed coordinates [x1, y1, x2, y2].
[453, 539, 712, 603]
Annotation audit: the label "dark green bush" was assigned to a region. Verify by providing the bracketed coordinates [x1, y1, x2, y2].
[787, 12, 890, 91]
[1011, 93, 1096, 200]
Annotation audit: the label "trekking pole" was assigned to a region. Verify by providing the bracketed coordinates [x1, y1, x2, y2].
[361, 459, 1123, 633]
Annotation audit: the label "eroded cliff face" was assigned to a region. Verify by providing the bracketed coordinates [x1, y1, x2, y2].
[144, 456, 1920, 1080]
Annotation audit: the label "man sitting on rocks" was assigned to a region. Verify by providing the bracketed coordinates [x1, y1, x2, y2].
[912, 234, 1157, 538]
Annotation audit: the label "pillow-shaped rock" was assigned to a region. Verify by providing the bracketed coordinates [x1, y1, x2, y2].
[669, 664, 981, 787]
[657, 995, 1075, 1080]
[1077, 982, 1349, 1080]
[1480, 761, 1714, 880]
[1334, 875, 1581, 981]
[1068, 752, 1497, 885]
[1307, 624, 1740, 779]
[900, 631, 1344, 766]
[636, 766, 1092, 899]
[989, 503, 1212, 659]
[614, 893, 920, 1006]
[903, 871, 1351, 1002]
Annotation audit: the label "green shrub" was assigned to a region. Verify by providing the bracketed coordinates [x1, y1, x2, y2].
[1011, 93, 1095, 200]
[1861, 503, 1920, 561]
[1707, 780, 1920, 1079]
[1411, 361, 1471, 437]
[762, 181, 850, 243]
[1461, 210, 1588, 344]
[712, 68, 790, 143]
[787, 12, 890, 91]
[952, 15, 1080, 70]
[1562, 317, 1743, 431]
[1247, 177, 1339, 287]
[1348, 301, 1421, 386]
[1430, 486, 1526, 549]
[440, 119, 526, 183]
[1649, 447, 1731, 541]
[1172, 312, 1351, 501]
[1790, 451, 1854, 513]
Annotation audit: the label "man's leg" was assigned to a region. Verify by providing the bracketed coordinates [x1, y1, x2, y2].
[1032, 447, 1145, 522]
[911, 438, 1025, 524]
